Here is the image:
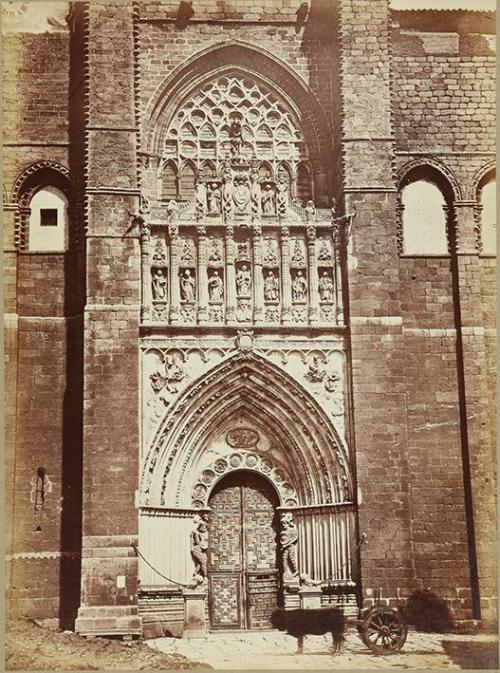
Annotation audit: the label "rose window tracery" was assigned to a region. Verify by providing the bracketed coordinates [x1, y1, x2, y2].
[160, 76, 312, 202]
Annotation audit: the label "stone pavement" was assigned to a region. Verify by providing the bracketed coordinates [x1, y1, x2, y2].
[147, 629, 499, 670]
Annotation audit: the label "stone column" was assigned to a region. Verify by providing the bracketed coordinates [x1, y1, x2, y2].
[140, 222, 152, 322]
[252, 224, 264, 323]
[75, 1, 142, 638]
[197, 226, 208, 325]
[306, 225, 319, 324]
[169, 224, 181, 324]
[280, 225, 292, 325]
[339, 0, 414, 607]
[225, 226, 236, 323]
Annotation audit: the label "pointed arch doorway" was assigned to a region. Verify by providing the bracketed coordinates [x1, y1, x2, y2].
[208, 471, 280, 630]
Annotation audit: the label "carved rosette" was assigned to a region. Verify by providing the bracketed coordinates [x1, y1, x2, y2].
[191, 451, 298, 510]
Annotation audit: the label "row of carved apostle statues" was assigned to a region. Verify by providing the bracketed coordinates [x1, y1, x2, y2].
[151, 267, 335, 304]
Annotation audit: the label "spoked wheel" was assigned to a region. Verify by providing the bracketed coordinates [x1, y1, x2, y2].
[360, 607, 408, 655]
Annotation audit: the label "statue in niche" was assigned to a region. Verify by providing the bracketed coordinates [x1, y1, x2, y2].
[305, 200, 316, 222]
[250, 163, 261, 215]
[318, 240, 332, 263]
[237, 241, 249, 260]
[263, 239, 278, 266]
[208, 270, 224, 302]
[264, 270, 279, 302]
[276, 173, 289, 215]
[233, 176, 250, 214]
[292, 270, 307, 302]
[261, 183, 275, 215]
[331, 197, 337, 221]
[191, 514, 209, 582]
[151, 268, 167, 300]
[291, 239, 306, 266]
[166, 199, 179, 220]
[195, 178, 206, 217]
[236, 265, 252, 297]
[229, 113, 243, 159]
[222, 162, 233, 214]
[280, 512, 298, 578]
[318, 271, 334, 302]
[180, 269, 196, 302]
[207, 182, 221, 214]
[208, 238, 222, 264]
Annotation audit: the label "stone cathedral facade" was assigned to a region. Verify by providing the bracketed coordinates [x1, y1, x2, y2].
[4, 1, 496, 638]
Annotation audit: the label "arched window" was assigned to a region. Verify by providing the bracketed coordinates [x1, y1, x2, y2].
[28, 186, 68, 252]
[479, 178, 496, 255]
[400, 179, 449, 255]
[161, 75, 312, 202]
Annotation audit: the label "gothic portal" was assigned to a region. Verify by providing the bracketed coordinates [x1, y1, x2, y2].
[4, 1, 496, 638]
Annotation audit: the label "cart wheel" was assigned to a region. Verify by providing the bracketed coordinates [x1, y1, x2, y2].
[360, 607, 408, 655]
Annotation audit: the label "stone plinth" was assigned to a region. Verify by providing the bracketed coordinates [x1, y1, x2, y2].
[299, 586, 322, 610]
[182, 588, 207, 638]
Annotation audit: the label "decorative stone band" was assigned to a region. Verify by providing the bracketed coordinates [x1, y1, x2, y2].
[6, 550, 81, 561]
[404, 327, 496, 337]
[192, 450, 299, 509]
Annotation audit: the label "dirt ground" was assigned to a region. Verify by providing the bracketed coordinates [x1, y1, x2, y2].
[5, 618, 499, 671]
[5, 619, 211, 671]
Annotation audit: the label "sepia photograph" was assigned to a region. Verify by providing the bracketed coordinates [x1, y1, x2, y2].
[3, 0, 497, 669]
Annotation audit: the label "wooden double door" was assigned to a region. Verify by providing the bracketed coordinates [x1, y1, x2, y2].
[208, 471, 280, 629]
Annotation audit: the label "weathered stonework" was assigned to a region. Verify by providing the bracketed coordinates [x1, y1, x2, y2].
[3, 0, 496, 636]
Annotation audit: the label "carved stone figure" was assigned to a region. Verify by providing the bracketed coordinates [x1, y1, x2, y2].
[167, 199, 179, 219]
[229, 113, 242, 158]
[292, 270, 307, 302]
[236, 265, 252, 297]
[331, 197, 337, 221]
[305, 200, 316, 222]
[233, 176, 250, 214]
[207, 182, 221, 214]
[291, 239, 306, 267]
[237, 241, 250, 260]
[180, 269, 196, 302]
[318, 240, 332, 263]
[306, 355, 326, 382]
[280, 512, 298, 578]
[195, 179, 207, 218]
[236, 299, 252, 322]
[318, 271, 334, 302]
[324, 371, 340, 393]
[191, 516, 209, 581]
[250, 163, 261, 215]
[263, 239, 278, 266]
[264, 270, 279, 302]
[208, 270, 224, 302]
[276, 174, 289, 215]
[151, 268, 167, 300]
[261, 184, 275, 215]
[164, 354, 185, 392]
[222, 162, 233, 214]
[208, 238, 222, 264]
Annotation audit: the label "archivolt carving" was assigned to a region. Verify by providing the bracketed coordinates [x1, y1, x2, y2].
[191, 451, 299, 509]
[141, 350, 353, 509]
